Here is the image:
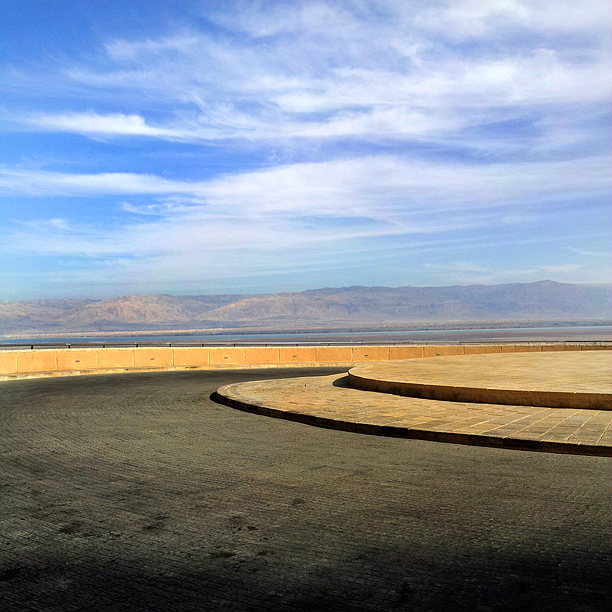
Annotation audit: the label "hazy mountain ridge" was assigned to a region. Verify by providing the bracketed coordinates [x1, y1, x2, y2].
[1, 281, 610, 336]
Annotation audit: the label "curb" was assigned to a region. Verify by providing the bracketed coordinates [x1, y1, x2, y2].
[348, 371, 612, 410]
[213, 388, 612, 458]
[0, 362, 357, 382]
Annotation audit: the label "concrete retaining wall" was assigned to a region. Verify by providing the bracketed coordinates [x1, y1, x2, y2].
[0, 343, 610, 380]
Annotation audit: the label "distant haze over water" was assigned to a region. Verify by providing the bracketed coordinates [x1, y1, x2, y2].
[2, 326, 610, 347]
[1, 282, 610, 341]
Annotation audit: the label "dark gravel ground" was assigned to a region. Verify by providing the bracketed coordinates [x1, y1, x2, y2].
[1, 368, 610, 612]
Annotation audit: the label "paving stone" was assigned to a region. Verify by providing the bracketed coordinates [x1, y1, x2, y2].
[1, 369, 611, 611]
[217, 373, 612, 457]
[349, 352, 611, 409]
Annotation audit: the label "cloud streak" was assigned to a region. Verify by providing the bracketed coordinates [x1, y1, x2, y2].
[2, 153, 609, 215]
[7, 0, 610, 157]
[0, 0, 610, 297]
[2, 154, 610, 263]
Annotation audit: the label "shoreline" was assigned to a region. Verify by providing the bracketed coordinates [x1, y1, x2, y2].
[2, 326, 611, 346]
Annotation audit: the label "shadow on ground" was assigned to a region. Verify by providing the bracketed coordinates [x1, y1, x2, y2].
[1, 369, 610, 611]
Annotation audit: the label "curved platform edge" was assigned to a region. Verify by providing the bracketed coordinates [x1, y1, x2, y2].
[348, 371, 612, 410]
[214, 381, 612, 458]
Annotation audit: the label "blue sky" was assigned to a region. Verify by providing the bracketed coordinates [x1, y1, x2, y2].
[0, 0, 610, 300]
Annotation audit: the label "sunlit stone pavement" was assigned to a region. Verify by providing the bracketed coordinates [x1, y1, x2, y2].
[217, 353, 612, 455]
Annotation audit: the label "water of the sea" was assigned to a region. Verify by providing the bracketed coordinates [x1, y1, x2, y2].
[1, 326, 610, 347]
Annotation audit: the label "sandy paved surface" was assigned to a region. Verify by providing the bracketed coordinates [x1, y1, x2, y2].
[1, 369, 611, 611]
[351, 352, 612, 394]
[218, 373, 612, 455]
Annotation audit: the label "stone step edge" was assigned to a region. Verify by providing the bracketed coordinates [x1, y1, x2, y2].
[348, 371, 612, 411]
[213, 387, 612, 458]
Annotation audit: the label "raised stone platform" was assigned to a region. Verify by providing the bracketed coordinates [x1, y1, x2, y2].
[216, 352, 612, 456]
[349, 352, 612, 410]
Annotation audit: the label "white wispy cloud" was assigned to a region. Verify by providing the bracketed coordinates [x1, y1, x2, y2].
[27, 113, 185, 139]
[566, 247, 612, 258]
[1, 0, 610, 295]
[2, 153, 610, 265]
[0, 169, 188, 196]
[2, 153, 610, 218]
[6, 0, 610, 155]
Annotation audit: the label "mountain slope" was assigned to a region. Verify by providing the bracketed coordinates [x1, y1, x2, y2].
[197, 281, 611, 323]
[0, 281, 610, 335]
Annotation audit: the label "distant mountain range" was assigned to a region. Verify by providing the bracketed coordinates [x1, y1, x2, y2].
[1, 281, 610, 337]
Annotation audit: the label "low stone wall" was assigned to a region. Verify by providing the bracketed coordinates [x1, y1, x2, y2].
[0, 343, 609, 380]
